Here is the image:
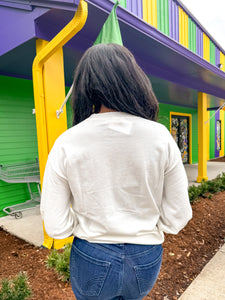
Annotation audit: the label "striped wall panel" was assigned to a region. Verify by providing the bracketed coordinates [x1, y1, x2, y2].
[196, 26, 203, 57]
[168, 0, 179, 41]
[215, 47, 220, 68]
[210, 40, 216, 65]
[157, 0, 169, 35]
[126, 0, 142, 19]
[143, 0, 157, 28]
[179, 6, 188, 48]
[188, 17, 196, 53]
[220, 52, 225, 71]
[203, 33, 210, 62]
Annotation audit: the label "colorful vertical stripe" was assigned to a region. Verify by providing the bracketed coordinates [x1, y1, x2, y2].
[126, 0, 142, 19]
[143, 0, 157, 28]
[188, 17, 196, 53]
[220, 52, 225, 71]
[157, 0, 169, 35]
[168, 0, 179, 41]
[203, 33, 210, 62]
[209, 40, 215, 65]
[179, 7, 188, 48]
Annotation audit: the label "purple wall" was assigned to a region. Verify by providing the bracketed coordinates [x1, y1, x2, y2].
[126, 0, 142, 19]
[215, 47, 220, 68]
[196, 26, 203, 58]
[169, 0, 179, 42]
[215, 110, 220, 157]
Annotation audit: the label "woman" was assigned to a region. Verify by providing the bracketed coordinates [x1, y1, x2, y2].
[41, 43, 192, 300]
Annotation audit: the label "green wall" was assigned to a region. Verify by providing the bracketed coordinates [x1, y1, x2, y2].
[158, 103, 198, 164]
[0, 76, 38, 217]
[157, 0, 169, 36]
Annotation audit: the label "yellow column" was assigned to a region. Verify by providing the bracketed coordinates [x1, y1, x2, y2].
[36, 40, 73, 249]
[33, 0, 88, 248]
[197, 92, 208, 182]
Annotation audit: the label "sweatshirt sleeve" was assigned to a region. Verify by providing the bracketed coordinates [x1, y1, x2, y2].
[40, 142, 76, 239]
[157, 134, 192, 234]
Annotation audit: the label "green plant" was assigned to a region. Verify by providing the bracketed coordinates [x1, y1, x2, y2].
[188, 172, 225, 203]
[46, 243, 72, 281]
[0, 272, 32, 300]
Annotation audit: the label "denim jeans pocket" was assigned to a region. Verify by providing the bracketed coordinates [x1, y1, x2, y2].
[70, 244, 111, 297]
[133, 247, 163, 296]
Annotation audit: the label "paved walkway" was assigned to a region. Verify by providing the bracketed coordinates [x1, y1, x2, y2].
[0, 161, 225, 299]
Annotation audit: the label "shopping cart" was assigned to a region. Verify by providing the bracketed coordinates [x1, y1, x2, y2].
[0, 160, 41, 219]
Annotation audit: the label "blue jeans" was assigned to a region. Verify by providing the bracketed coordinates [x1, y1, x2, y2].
[70, 237, 163, 300]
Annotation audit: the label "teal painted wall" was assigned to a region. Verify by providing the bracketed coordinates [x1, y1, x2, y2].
[0, 76, 38, 217]
[158, 103, 198, 164]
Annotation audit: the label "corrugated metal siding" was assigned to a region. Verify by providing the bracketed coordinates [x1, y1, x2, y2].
[203, 33, 210, 62]
[0, 76, 38, 217]
[168, 0, 179, 41]
[143, 0, 157, 28]
[215, 47, 220, 68]
[179, 7, 188, 48]
[196, 26, 203, 57]
[158, 103, 198, 164]
[188, 17, 196, 53]
[126, 0, 142, 19]
[209, 40, 216, 65]
[157, 0, 169, 35]
[220, 51, 225, 72]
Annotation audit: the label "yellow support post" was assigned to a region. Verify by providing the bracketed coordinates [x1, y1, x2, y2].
[33, 0, 88, 248]
[197, 92, 208, 183]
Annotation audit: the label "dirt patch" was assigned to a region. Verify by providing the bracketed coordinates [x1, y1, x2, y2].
[209, 156, 225, 162]
[1, 192, 225, 300]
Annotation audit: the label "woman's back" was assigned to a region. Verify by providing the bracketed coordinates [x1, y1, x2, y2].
[42, 111, 191, 244]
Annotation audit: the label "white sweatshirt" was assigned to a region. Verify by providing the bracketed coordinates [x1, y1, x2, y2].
[41, 112, 192, 244]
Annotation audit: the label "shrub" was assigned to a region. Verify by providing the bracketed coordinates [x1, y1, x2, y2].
[188, 172, 225, 203]
[0, 272, 32, 300]
[46, 243, 72, 281]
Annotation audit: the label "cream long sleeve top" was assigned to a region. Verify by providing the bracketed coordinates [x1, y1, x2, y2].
[41, 112, 192, 244]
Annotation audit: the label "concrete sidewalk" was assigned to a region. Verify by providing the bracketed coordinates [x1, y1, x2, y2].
[0, 161, 225, 299]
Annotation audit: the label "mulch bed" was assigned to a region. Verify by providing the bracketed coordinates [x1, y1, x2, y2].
[1, 191, 225, 300]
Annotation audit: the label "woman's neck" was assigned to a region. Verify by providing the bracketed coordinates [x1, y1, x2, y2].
[99, 105, 117, 113]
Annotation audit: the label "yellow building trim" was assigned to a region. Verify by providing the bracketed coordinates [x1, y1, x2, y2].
[169, 112, 192, 164]
[203, 33, 210, 62]
[179, 7, 188, 48]
[143, 0, 157, 28]
[220, 51, 225, 72]
[220, 110, 224, 156]
[197, 93, 208, 182]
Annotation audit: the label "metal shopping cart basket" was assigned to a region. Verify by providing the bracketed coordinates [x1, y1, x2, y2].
[0, 159, 41, 219]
